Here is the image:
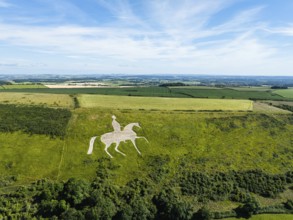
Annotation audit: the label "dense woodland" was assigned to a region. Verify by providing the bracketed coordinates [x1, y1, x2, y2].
[0, 104, 71, 138]
[0, 158, 292, 219]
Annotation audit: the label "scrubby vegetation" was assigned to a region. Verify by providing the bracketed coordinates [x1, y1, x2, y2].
[0, 164, 292, 219]
[273, 104, 293, 112]
[0, 104, 71, 138]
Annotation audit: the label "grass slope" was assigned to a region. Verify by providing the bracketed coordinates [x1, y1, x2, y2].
[78, 94, 253, 111]
[58, 109, 293, 184]
[0, 107, 292, 187]
[0, 132, 64, 184]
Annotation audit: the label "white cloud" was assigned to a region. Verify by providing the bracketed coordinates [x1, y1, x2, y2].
[0, 0, 11, 7]
[264, 26, 293, 36]
[0, 0, 292, 75]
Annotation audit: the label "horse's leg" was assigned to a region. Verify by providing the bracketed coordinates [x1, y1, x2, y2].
[104, 143, 113, 158]
[87, 136, 97, 154]
[136, 136, 149, 143]
[115, 142, 126, 156]
[131, 139, 141, 155]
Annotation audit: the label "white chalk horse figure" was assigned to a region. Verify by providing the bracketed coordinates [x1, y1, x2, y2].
[87, 122, 148, 158]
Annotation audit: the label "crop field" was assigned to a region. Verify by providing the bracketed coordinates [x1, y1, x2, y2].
[1, 86, 292, 101]
[169, 87, 287, 100]
[273, 88, 293, 98]
[0, 87, 176, 97]
[78, 94, 253, 111]
[0, 84, 47, 89]
[0, 92, 74, 108]
[228, 87, 272, 91]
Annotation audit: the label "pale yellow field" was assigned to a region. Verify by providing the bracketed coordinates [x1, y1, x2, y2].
[0, 92, 74, 108]
[0, 84, 47, 89]
[78, 94, 253, 111]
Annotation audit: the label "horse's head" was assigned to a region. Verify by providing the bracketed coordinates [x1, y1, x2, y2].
[123, 122, 141, 132]
[134, 123, 141, 129]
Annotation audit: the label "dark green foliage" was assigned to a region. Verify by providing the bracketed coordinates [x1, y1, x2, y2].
[275, 104, 293, 112]
[0, 81, 12, 86]
[180, 171, 234, 202]
[0, 104, 71, 138]
[193, 206, 213, 220]
[271, 86, 288, 89]
[0, 170, 292, 219]
[235, 199, 260, 218]
[145, 155, 171, 183]
[62, 178, 90, 206]
[180, 170, 287, 201]
[153, 188, 193, 220]
[233, 170, 286, 197]
[159, 82, 187, 87]
[61, 208, 85, 220]
[284, 200, 293, 210]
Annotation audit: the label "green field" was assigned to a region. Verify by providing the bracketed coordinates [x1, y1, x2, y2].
[229, 87, 272, 91]
[170, 87, 286, 100]
[78, 94, 253, 111]
[0, 92, 74, 108]
[1, 86, 292, 100]
[274, 89, 293, 98]
[226, 214, 293, 220]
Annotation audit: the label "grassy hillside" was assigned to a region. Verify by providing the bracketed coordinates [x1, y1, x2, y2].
[78, 94, 253, 111]
[1, 108, 291, 185]
[0, 95, 292, 219]
[59, 109, 293, 182]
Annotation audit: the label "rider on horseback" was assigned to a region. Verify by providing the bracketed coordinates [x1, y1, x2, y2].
[112, 115, 121, 132]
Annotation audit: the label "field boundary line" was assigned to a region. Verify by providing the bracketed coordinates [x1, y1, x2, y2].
[56, 141, 66, 181]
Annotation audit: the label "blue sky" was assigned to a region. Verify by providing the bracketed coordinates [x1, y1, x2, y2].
[0, 0, 293, 75]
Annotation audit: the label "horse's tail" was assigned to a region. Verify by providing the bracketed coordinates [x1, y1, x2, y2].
[87, 136, 98, 155]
